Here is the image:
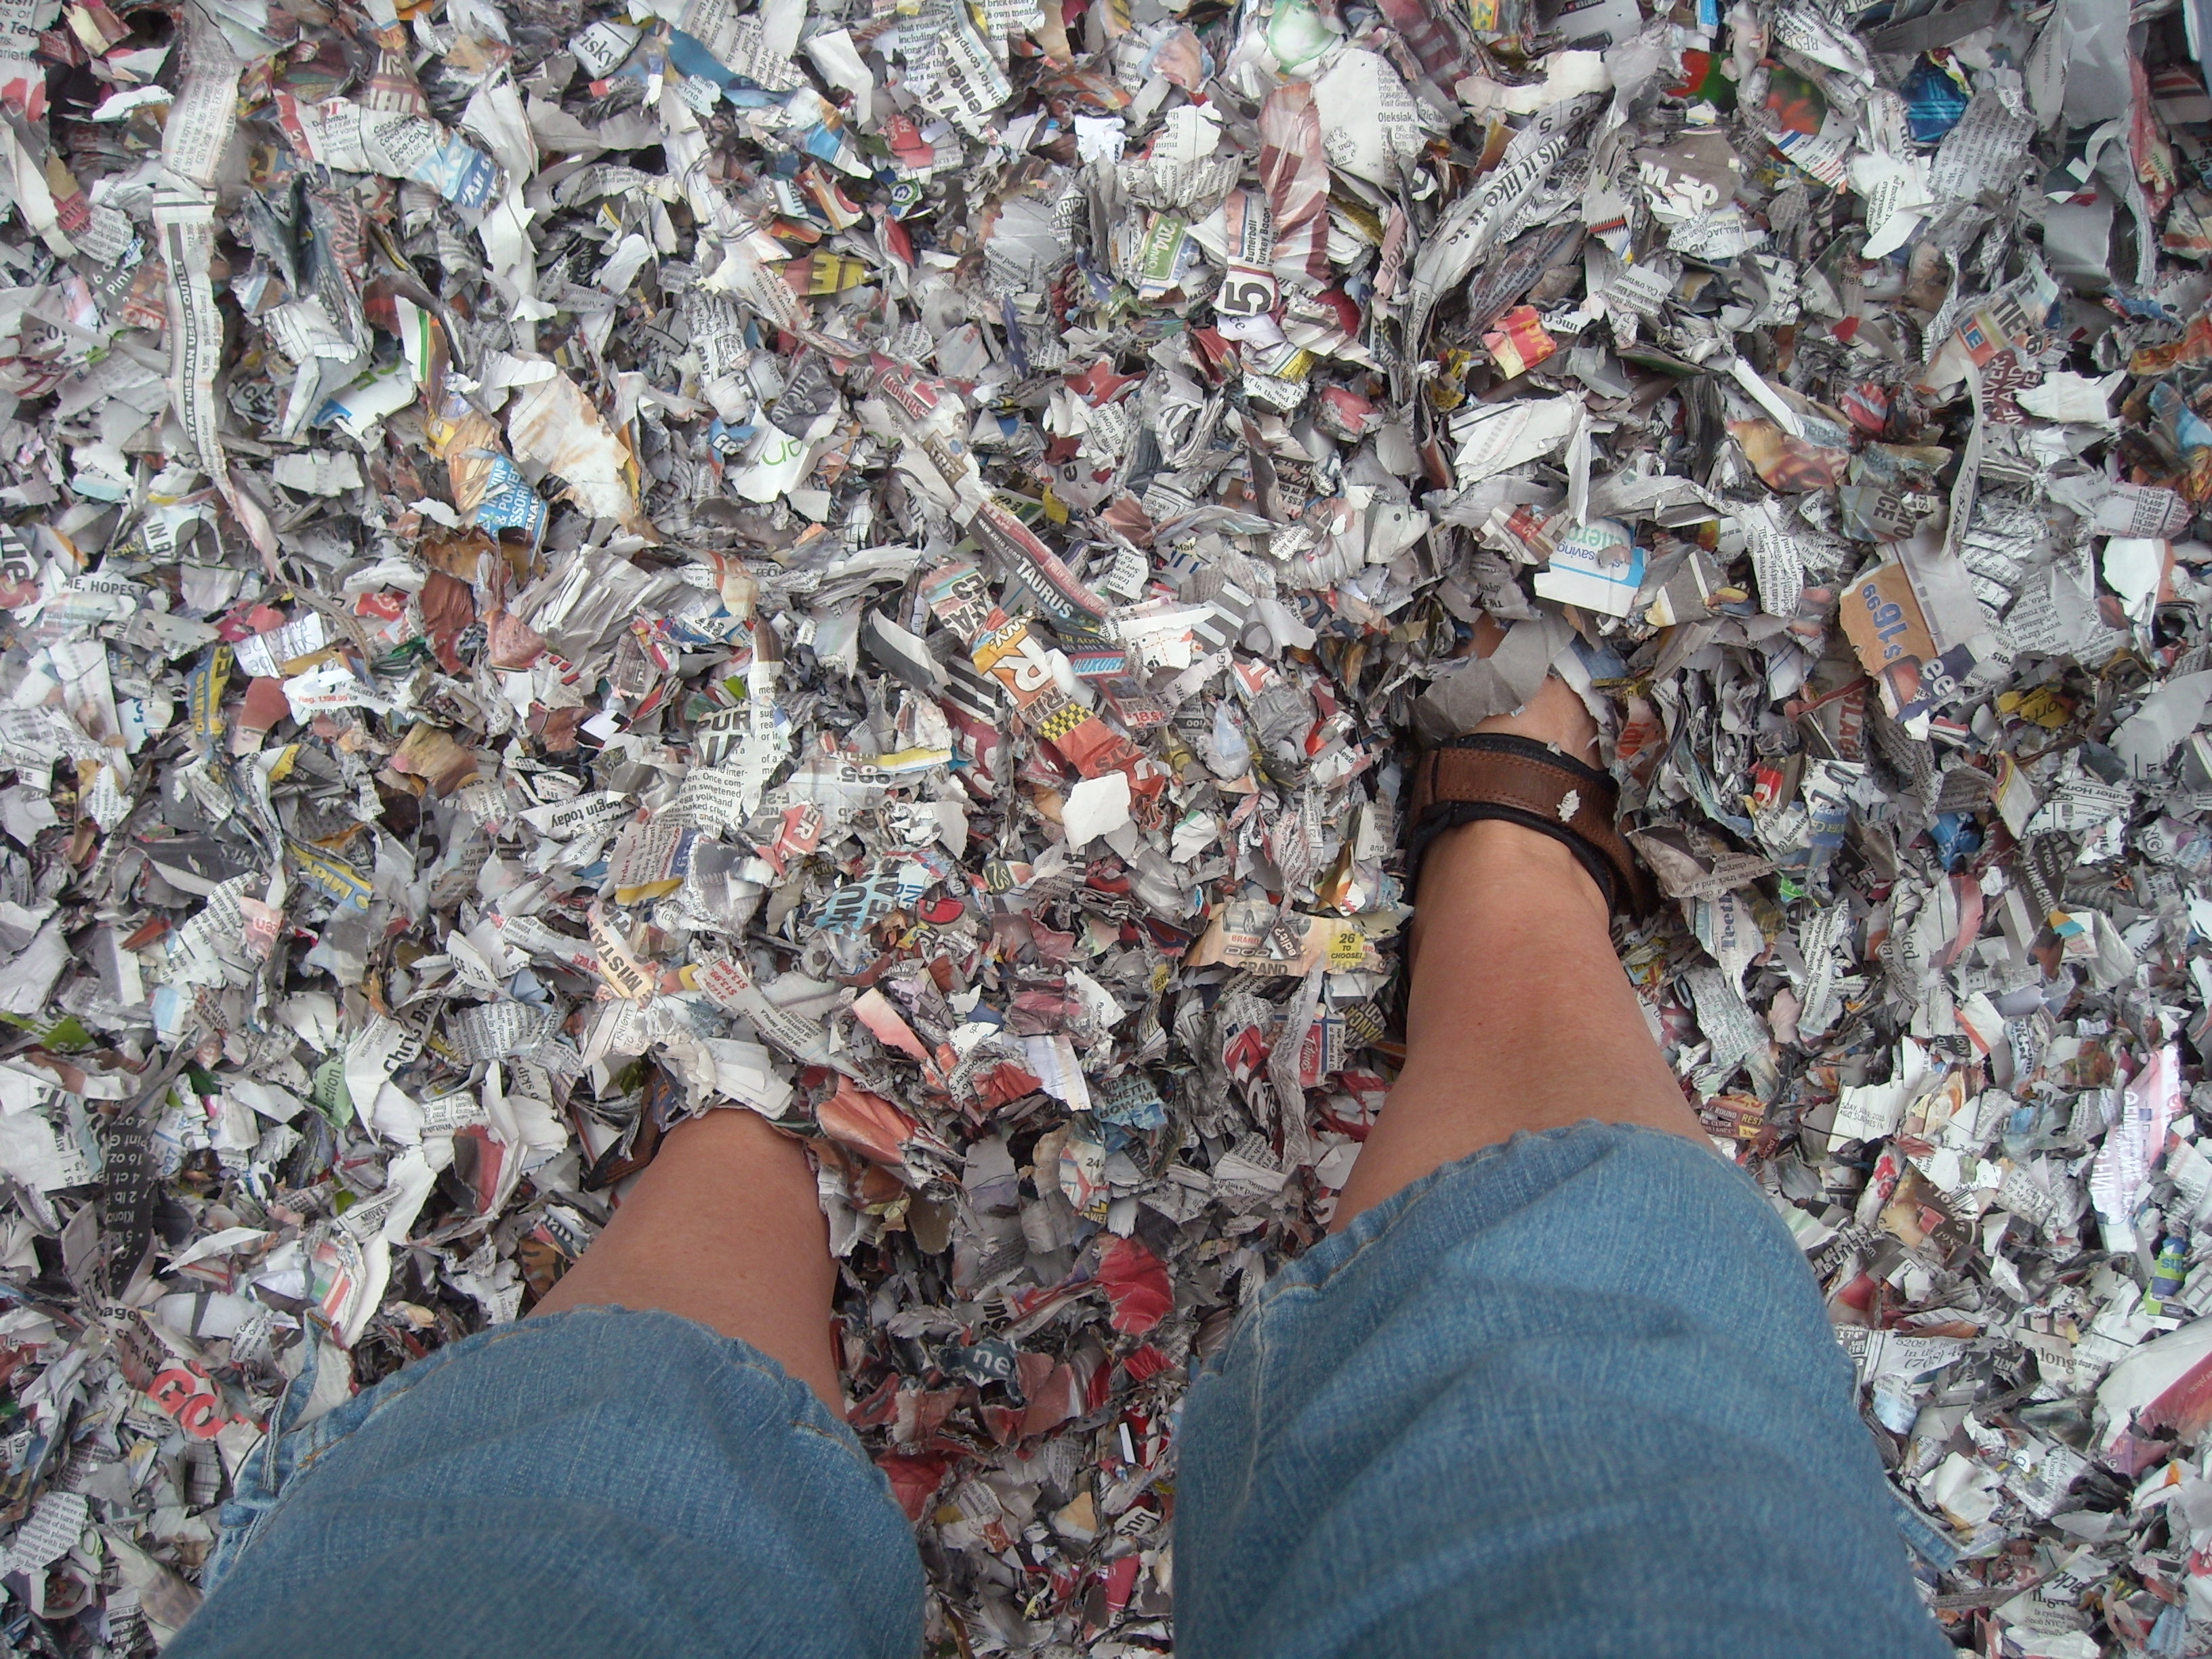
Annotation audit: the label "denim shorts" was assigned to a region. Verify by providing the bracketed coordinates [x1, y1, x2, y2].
[171, 1123, 1949, 1659]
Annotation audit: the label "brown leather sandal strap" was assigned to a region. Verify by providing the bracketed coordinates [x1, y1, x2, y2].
[1405, 734, 1656, 920]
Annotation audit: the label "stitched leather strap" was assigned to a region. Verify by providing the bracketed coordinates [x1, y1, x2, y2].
[1404, 734, 1656, 920]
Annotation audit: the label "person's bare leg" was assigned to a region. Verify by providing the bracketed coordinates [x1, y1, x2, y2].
[1333, 661, 1706, 1229]
[535, 1110, 842, 1410]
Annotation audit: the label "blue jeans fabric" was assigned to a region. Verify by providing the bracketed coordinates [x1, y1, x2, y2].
[1176, 1122, 1948, 1658]
[173, 1124, 1947, 1658]
[176, 1306, 924, 1659]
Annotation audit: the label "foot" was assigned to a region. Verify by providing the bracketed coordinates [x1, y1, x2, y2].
[1408, 615, 1614, 968]
[1464, 614, 1600, 763]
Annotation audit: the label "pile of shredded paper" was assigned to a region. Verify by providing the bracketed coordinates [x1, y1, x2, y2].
[4, 0, 2212, 1648]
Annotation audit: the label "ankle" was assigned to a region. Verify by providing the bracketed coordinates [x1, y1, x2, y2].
[1413, 819, 1611, 930]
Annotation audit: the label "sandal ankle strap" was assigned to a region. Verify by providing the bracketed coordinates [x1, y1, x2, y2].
[1404, 733, 1656, 920]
